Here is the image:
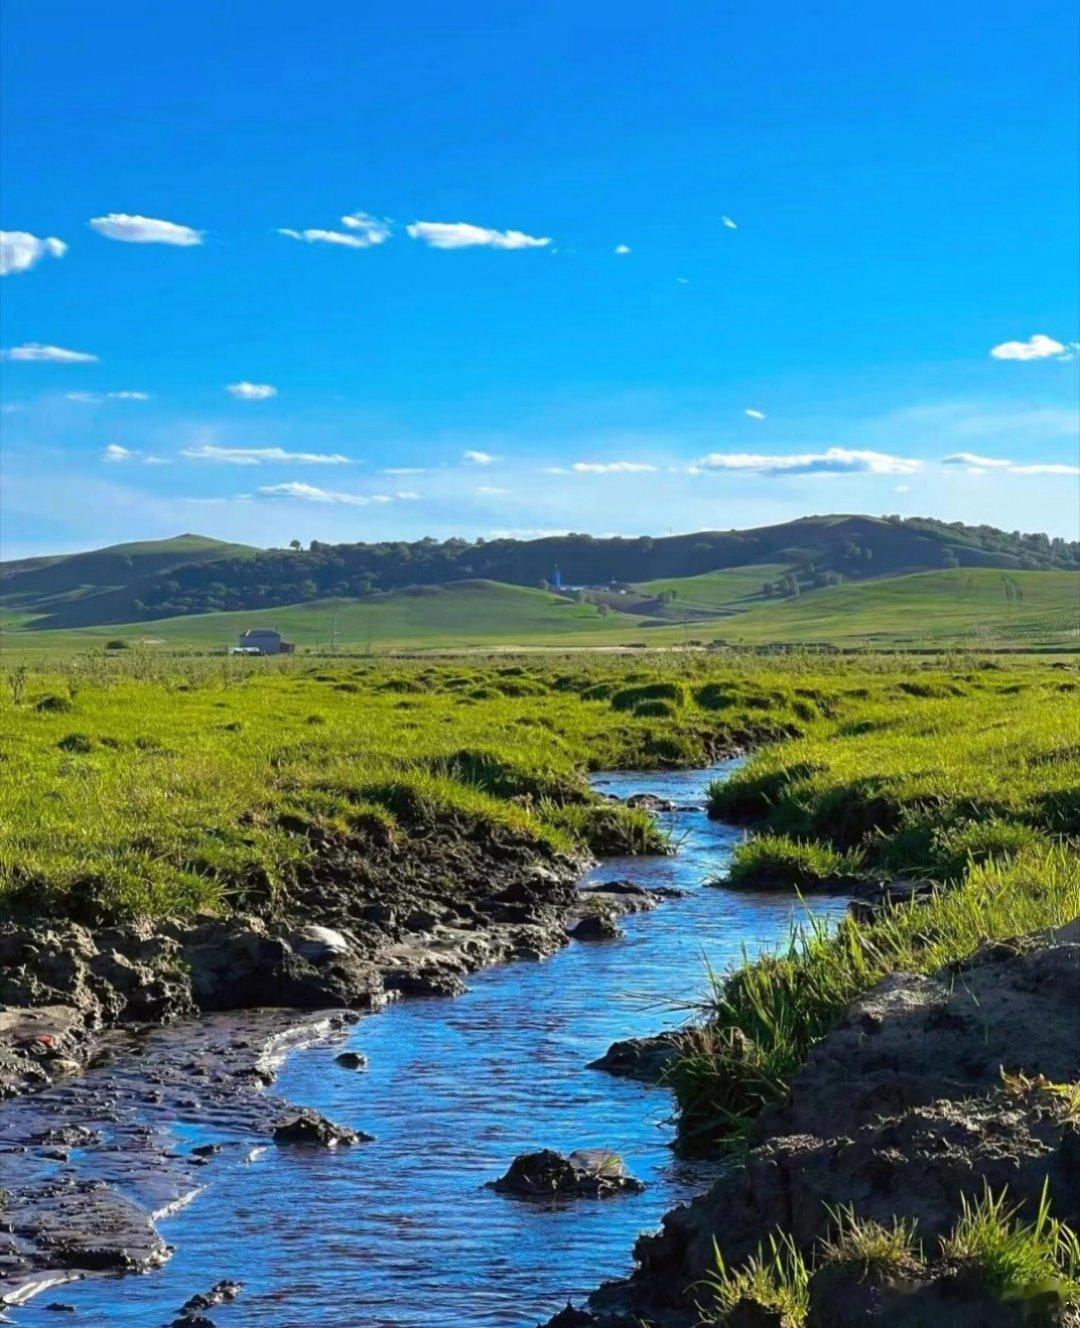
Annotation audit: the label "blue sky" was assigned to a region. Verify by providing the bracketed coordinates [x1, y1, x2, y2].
[1, 0, 1078, 559]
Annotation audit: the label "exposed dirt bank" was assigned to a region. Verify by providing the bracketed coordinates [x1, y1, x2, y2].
[562, 919, 1080, 1327]
[1, 819, 671, 1100]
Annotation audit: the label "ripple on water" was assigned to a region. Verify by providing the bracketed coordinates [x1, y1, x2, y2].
[9, 760, 851, 1327]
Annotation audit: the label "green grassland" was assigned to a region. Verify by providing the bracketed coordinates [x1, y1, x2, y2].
[0, 581, 648, 655]
[1, 651, 1077, 1168]
[716, 568, 1079, 649]
[634, 563, 793, 614]
[2, 566, 1077, 656]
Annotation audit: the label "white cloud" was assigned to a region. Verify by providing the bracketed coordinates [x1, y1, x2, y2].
[257, 482, 368, 505]
[226, 381, 277, 401]
[0, 232, 67, 276]
[476, 485, 508, 495]
[89, 214, 203, 246]
[101, 444, 134, 462]
[722, 216, 738, 230]
[942, 452, 1012, 469]
[941, 451, 1079, 476]
[989, 334, 1065, 361]
[339, 212, 392, 245]
[66, 390, 150, 403]
[182, 445, 350, 465]
[406, 221, 551, 250]
[614, 244, 631, 255]
[1007, 463, 1080, 475]
[256, 482, 415, 505]
[675, 276, 690, 284]
[463, 450, 498, 465]
[383, 467, 427, 475]
[490, 528, 571, 539]
[744, 409, 766, 420]
[571, 461, 658, 474]
[277, 228, 375, 250]
[695, 447, 921, 476]
[1, 343, 98, 363]
[893, 485, 911, 494]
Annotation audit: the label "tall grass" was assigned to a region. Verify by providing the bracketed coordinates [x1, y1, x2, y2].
[670, 846, 1080, 1148]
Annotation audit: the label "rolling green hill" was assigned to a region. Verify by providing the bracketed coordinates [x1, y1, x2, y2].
[635, 563, 794, 614]
[0, 534, 258, 631]
[5, 515, 1075, 633]
[0, 581, 644, 654]
[3, 568, 1077, 656]
[716, 568, 1080, 649]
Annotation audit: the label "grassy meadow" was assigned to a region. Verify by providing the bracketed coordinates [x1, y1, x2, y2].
[1, 648, 1077, 1151]
[2, 566, 1077, 657]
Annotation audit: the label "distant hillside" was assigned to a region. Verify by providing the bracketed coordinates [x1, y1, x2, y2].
[718, 568, 1080, 649]
[0, 534, 257, 630]
[4, 568, 1076, 655]
[4, 515, 1075, 631]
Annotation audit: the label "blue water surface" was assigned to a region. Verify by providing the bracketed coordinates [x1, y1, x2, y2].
[13, 762, 849, 1328]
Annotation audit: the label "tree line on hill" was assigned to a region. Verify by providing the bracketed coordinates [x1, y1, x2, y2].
[115, 516, 1078, 623]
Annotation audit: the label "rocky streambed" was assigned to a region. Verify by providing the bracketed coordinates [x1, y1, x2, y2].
[0, 760, 857, 1325]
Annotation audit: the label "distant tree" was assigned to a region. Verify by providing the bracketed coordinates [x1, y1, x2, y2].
[575, 589, 587, 604]
[763, 582, 775, 599]
[596, 603, 610, 617]
[539, 579, 550, 591]
[289, 539, 302, 552]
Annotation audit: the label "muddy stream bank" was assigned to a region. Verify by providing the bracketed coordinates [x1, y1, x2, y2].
[1, 762, 851, 1327]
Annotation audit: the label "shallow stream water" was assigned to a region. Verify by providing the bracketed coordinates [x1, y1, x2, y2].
[9, 761, 850, 1327]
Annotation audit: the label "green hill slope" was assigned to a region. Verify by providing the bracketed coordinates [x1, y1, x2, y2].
[718, 569, 1080, 648]
[1, 534, 258, 629]
[635, 563, 793, 614]
[2, 581, 643, 653]
[6, 515, 1074, 632]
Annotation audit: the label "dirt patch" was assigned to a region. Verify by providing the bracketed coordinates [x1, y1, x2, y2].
[557, 920, 1080, 1326]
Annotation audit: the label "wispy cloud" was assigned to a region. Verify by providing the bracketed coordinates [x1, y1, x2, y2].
[406, 222, 550, 250]
[989, 334, 1066, 361]
[475, 485, 508, 495]
[614, 244, 631, 255]
[340, 212, 392, 245]
[722, 216, 738, 230]
[383, 467, 427, 475]
[2, 343, 98, 363]
[226, 381, 277, 401]
[89, 214, 203, 246]
[462, 449, 498, 465]
[182, 445, 350, 465]
[571, 461, 658, 474]
[277, 228, 376, 250]
[695, 447, 920, 476]
[99, 443, 168, 465]
[942, 452, 1012, 469]
[1007, 463, 1080, 475]
[744, 409, 766, 420]
[66, 390, 150, 403]
[256, 482, 415, 505]
[0, 231, 67, 276]
[942, 451, 1079, 476]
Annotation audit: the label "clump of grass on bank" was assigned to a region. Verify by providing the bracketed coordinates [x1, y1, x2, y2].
[698, 1183, 1080, 1325]
[699, 1231, 810, 1327]
[941, 1181, 1080, 1303]
[670, 845, 1080, 1149]
[722, 834, 865, 889]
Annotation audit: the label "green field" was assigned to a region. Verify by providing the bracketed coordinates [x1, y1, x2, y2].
[2, 566, 1078, 657]
[0, 580, 656, 655]
[717, 568, 1079, 649]
[635, 563, 792, 614]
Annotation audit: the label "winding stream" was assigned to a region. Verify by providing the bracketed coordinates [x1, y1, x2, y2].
[8, 761, 850, 1327]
